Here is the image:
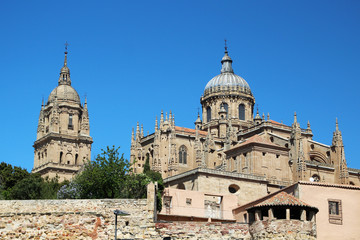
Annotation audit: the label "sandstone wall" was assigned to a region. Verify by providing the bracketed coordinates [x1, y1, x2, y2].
[0, 199, 252, 240]
[249, 220, 316, 240]
[0, 199, 155, 240]
[155, 222, 250, 240]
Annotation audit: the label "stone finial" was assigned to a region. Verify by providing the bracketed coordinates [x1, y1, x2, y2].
[136, 122, 140, 137]
[155, 116, 158, 131]
[294, 112, 297, 123]
[336, 117, 339, 131]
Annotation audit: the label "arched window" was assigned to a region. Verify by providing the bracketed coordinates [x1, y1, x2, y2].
[68, 114, 73, 130]
[179, 145, 187, 164]
[206, 106, 211, 122]
[223, 103, 228, 118]
[311, 174, 320, 182]
[239, 104, 245, 120]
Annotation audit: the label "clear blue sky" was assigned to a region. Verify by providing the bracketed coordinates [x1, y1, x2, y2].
[1, 1, 359, 171]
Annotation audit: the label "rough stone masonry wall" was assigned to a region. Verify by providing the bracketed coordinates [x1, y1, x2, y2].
[0, 198, 252, 240]
[0, 199, 156, 240]
[0, 198, 315, 240]
[155, 222, 250, 240]
[249, 220, 317, 240]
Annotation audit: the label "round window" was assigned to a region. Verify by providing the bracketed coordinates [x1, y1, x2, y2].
[228, 184, 240, 194]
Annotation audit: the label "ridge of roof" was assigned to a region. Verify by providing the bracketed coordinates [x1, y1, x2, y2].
[175, 126, 207, 136]
[253, 191, 315, 209]
[299, 181, 360, 190]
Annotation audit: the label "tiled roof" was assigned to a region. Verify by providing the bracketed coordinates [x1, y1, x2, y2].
[269, 120, 285, 125]
[254, 192, 315, 209]
[175, 126, 207, 136]
[299, 181, 360, 190]
[231, 134, 280, 149]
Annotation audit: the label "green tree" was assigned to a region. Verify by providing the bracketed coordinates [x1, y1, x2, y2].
[74, 146, 132, 198]
[0, 162, 30, 199]
[9, 174, 44, 199]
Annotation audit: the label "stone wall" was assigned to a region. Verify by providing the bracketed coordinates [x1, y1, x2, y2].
[249, 220, 317, 240]
[0, 199, 155, 240]
[0, 198, 252, 240]
[0, 198, 317, 239]
[155, 222, 250, 240]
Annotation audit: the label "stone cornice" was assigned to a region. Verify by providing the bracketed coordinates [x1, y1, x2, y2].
[33, 133, 93, 147]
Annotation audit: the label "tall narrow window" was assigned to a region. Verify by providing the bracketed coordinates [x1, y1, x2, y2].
[206, 107, 211, 122]
[68, 114, 73, 130]
[239, 104, 245, 120]
[75, 154, 78, 165]
[59, 152, 63, 163]
[179, 145, 187, 164]
[223, 103, 229, 118]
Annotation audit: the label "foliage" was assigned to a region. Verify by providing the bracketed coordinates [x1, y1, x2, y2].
[0, 162, 30, 199]
[57, 181, 81, 199]
[64, 146, 164, 211]
[0, 162, 65, 200]
[143, 154, 151, 173]
[74, 146, 132, 199]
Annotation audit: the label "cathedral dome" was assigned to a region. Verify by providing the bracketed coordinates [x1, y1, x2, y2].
[203, 50, 251, 96]
[48, 84, 81, 104]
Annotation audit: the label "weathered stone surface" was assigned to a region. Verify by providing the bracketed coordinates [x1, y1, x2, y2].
[249, 220, 316, 240]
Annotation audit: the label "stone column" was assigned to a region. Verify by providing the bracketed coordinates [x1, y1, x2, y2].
[301, 209, 306, 221]
[255, 210, 262, 221]
[286, 208, 290, 220]
[268, 208, 274, 220]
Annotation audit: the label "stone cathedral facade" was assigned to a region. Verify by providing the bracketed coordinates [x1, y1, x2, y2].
[131, 47, 360, 190]
[32, 50, 93, 181]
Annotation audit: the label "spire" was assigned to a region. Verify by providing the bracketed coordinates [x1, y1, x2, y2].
[221, 40, 234, 74]
[255, 105, 261, 119]
[136, 122, 140, 138]
[58, 42, 71, 86]
[141, 124, 144, 137]
[294, 112, 297, 123]
[84, 96, 88, 110]
[160, 110, 164, 124]
[267, 113, 270, 121]
[336, 117, 339, 131]
[332, 118, 343, 146]
[307, 120, 310, 129]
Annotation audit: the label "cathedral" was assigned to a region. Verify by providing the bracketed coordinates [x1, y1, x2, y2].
[131, 46, 360, 192]
[32, 48, 93, 181]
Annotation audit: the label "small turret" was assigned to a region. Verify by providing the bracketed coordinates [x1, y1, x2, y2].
[194, 112, 202, 130]
[58, 42, 71, 86]
[254, 106, 262, 125]
[306, 120, 312, 135]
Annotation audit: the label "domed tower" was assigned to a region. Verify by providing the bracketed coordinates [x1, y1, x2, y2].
[201, 45, 255, 138]
[32, 47, 93, 181]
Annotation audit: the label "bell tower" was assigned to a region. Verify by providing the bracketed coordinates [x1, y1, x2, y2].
[32, 46, 93, 181]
